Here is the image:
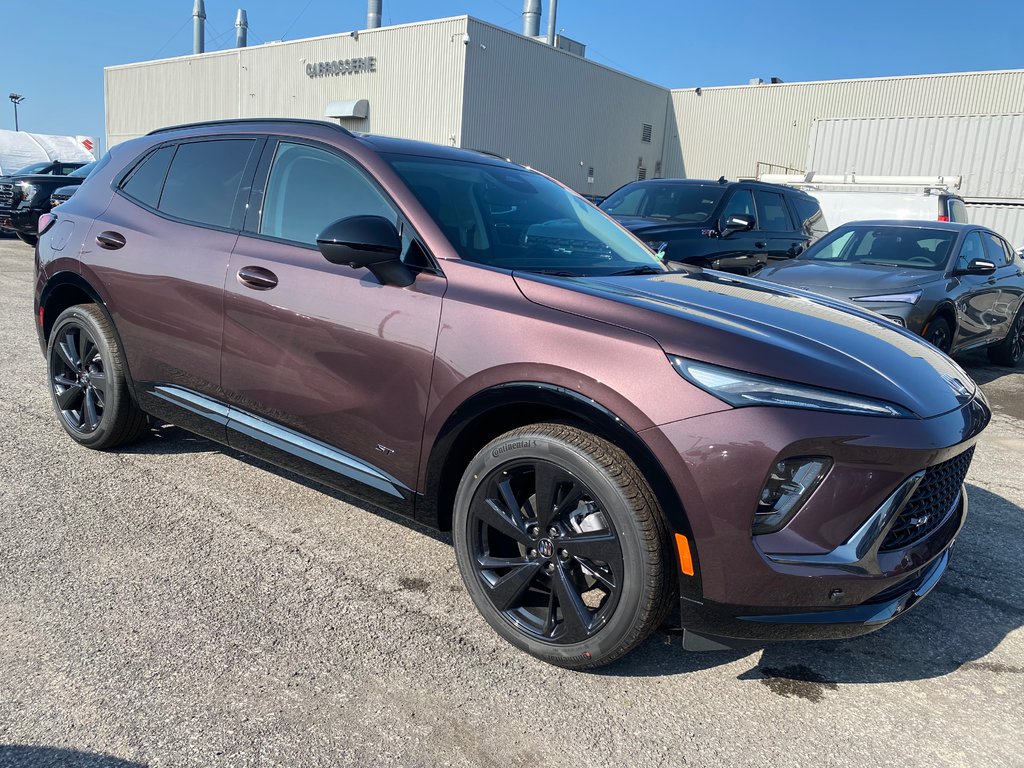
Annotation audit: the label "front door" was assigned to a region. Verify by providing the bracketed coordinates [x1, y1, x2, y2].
[951, 231, 1002, 349]
[220, 139, 445, 507]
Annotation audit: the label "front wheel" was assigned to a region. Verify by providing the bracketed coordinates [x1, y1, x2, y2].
[924, 317, 952, 353]
[453, 424, 674, 668]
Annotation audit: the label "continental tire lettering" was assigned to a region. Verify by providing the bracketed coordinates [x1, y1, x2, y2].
[491, 439, 538, 458]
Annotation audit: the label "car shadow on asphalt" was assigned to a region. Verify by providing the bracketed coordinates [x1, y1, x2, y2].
[604, 483, 1024, 689]
[0, 745, 145, 767]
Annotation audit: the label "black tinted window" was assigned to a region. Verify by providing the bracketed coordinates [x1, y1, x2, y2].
[792, 196, 827, 240]
[982, 232, 1012, 266]
[158, 140, 254, 228]
[755, 190, 792, 231]
[260, 142, 394, 245]
[121, 146, 174, 209]
[599, 183, 725, 223]
[721, 189, 755, 222]
[956, 232, 985, 271]
[948, 198, 968, 223]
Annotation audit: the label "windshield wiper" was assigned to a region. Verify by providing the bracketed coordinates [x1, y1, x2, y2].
[861, 261, 902, 267]
[526, 269, 581, 277]
[608, 265, 665, 276]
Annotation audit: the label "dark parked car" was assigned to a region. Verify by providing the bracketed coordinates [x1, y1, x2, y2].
[759, 221, 1024, 364]
[34, 119, 989, 668]
[598, 178, 827, 274]
[1, 160, 93, 244]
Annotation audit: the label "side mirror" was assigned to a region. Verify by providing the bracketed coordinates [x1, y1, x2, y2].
[954, 258, 997, 277]
[719, 213, 755, 238]
[317, 215, 414, 287]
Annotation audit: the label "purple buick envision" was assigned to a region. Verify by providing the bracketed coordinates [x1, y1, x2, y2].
[33, 120, 989, 667]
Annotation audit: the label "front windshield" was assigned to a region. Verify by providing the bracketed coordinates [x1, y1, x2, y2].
[68, 161, 96, 178]
[802, 226, 957, 271]
[600, 182, 725, 223]
[14, 162, 51, 175]
[384, 154, 666, 276]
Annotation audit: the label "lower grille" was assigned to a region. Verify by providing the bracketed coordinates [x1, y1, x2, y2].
[0, 183, 14, 208]
[880, 447, 974, 552]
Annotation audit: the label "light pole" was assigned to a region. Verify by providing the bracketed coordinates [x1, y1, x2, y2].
[9, 93, 25, 131]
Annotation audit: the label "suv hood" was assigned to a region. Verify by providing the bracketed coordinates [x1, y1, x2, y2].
[513, 269, 975, 419]
[609, 216, 706, 237]
[759, 260, 944, 295]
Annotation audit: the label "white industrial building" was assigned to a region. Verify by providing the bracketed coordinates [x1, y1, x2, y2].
[104, 4, 1024, 243]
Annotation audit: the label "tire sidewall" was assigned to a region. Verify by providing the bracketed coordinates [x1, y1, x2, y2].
[453, 429, 652, 667]
[925, 317, 951, 353]
[47, 306, 126, 449]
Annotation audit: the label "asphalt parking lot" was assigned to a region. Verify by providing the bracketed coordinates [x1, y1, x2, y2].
[0, 237, 1021, 768]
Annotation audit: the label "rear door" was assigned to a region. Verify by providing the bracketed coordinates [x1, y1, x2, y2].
[221, 138, 445, 505]
[754, 188, 805, 261]
[82, 136, 263, 438]
[982, 231, 1021, 336]
[950, 230, 1002, 349]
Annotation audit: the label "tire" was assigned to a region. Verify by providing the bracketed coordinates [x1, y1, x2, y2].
[46, 304, 150, 450]
[452, 423, 675, 669]
[923, 316, 952, 353]
[987, 308, 1024, 367]
[16, 232, 37, 246]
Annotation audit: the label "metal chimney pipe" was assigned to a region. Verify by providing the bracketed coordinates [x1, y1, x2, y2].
[235, 9, 248, 47]
[367, 0, 382, 29]
[522, 0, 541, 37]
[192, 0, 206, 54]
[546, 0, 558, 45]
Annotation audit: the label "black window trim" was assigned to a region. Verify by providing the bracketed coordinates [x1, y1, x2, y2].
[753, 188, 794, 233]
[113, 135, 266, 236]
[239, 134, 443, 277]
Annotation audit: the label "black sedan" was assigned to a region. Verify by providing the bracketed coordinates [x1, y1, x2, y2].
[758, 220, 1024, 365]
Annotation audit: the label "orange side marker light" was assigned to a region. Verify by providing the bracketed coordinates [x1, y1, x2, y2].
[675, 533, 695, 576]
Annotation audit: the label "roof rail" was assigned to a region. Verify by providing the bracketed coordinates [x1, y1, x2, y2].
[465, 147, 512, 162]
[759, 172, 962, 190]
[147, 118, 355, 137]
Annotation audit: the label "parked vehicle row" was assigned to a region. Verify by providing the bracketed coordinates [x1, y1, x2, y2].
[33, 118, 990, 668]
[0, 159, 93, 244]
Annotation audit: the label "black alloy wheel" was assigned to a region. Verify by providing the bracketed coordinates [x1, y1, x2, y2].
[924, 317, 952, 353]
[466, 460, 624, 644]
[46, 305, 150, 449]
[453, 424, 674, 668]
[51, 322, 106, 434]
[989, 308, 1024, 367]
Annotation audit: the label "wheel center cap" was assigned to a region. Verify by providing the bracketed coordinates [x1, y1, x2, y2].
[537, 538, 554, 558]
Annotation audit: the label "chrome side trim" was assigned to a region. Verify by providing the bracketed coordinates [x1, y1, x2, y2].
[152, 385, 410, 499]
[764, 471, 927, 575]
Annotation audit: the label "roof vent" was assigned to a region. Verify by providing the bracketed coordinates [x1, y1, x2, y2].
[326, 99, 369, 119]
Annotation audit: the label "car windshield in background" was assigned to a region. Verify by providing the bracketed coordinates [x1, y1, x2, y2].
[13, 162, 51, 175]
[384, 154, 667, 276]
[600, 183, 726, 223]
[802, 226, 957, 271]
[68, 162, 96, 178]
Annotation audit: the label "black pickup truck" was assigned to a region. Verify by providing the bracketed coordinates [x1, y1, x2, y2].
[0, 160, 90, 244]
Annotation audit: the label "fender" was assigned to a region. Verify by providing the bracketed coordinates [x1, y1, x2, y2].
[416, 380, 701, 599]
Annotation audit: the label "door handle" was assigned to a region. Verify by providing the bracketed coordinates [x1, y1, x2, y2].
[755, 241, 767, 249]
[237, 265, 279, 290]
[96, 231, 126, 250]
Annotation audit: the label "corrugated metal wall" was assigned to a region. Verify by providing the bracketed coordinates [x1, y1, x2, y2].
[807, 114, 1024, 199]
[105, 17, 469, 148]
[667, 70, 1024, 180]
[967, 204, 1024, 248]
[460, 19, 669, 196]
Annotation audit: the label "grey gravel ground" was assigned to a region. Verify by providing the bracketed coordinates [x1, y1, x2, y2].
[0, 237, 1021, 768]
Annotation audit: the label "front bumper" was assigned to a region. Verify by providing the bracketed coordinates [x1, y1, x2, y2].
[0, 205, 37, 235]
[641, 393, 988, 646]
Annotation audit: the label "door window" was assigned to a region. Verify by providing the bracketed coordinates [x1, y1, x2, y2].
[956, 232, 986, 271]
[120, 145, 175, 209]
[754, 190, 793, 231]
[260, 142, 396, 246]
[982, 232, 1012, 265]
[159, 139, 256, 228]
[947, 198, 968, 223]
[720, 189, 755, 224]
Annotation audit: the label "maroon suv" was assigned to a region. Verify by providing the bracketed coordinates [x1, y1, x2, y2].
[33, 119, 990, 668]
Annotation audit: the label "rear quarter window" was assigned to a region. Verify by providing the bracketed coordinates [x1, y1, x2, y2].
[119, 145, 175, 209]
[791, 195, 828, 241]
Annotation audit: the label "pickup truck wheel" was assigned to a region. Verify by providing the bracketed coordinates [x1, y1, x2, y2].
[47, 305, 149, 450]
[453, 423, 674, 669]
[16, 232, 37, 246]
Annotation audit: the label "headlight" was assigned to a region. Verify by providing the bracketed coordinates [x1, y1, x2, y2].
[18, 182, 37, 201]
[852, 290, 921, 305]
[670, 357, 913, 418]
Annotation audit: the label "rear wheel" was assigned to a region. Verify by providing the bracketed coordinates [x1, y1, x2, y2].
[47, 304, 149, 449]
[452, 423, 674, 668]
[988, 309, 1024, 367]
[924, 317, 952, 353]
[16, 232, 37, 246]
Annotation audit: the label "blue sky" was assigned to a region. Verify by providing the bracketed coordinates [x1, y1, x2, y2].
[7, 0, 1023, 145]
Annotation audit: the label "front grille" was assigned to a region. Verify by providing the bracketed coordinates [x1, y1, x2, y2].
[880, 447, 974, 552]
[0, 183, 14, 208]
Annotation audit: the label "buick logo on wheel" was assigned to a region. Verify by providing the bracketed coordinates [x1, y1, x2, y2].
[537, 538, 554, 558]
